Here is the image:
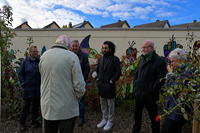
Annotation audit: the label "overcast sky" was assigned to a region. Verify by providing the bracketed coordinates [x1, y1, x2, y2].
[0, 0, 199, 28]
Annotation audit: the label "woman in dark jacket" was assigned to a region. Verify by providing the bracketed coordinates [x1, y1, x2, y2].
[161, 48, 191, 133]
[18, 45, 41, 131]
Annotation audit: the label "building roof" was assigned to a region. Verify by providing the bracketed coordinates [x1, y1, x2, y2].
[43, 21, 60, 29]
[72, 21, 93, 28]
[15, 21, 32, 29]
[134, 20, 170, 28]
[171, 20, 200, 29]
[100, 20, 130, 28]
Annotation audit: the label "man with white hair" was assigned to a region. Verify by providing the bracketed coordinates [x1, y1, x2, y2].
[39, 35, 85, 133]
[132, 40, 167, 133]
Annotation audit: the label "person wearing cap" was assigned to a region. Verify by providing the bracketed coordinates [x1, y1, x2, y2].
[39, 35, 85, 133]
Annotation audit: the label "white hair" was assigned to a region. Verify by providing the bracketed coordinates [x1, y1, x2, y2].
[144, 40, 155, 48]
[168, 48, 186, 60]
[54, 35, 71, 49]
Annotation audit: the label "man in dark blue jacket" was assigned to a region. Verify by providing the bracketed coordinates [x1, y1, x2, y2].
[132, 40, 167, 133]
[18, 45, 41, 131]
[71, 40, 90, 126]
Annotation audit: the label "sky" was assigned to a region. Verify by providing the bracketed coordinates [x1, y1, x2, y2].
[0, 0, 199, 28]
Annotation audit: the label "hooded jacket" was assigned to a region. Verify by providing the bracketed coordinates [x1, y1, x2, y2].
[39, 44, 85, 120]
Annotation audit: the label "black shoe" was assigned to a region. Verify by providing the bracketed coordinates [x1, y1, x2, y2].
[78, 120, 85, 127]
[19, 125, 27, 132]
[32, 122, 41, 128]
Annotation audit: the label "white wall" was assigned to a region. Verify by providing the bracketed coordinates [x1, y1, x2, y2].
[11, 28, 200, 59]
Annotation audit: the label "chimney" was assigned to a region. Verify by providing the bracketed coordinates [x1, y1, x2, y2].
[193, 20, 197, 23]
[68, 22, 72, 28]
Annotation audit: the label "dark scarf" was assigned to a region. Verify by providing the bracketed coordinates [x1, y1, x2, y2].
[143, 51, 155, 62]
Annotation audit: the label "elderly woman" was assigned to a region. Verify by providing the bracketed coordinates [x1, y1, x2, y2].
[161, 48, 191, 133]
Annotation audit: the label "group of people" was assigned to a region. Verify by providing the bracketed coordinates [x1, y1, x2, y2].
[18, 34, 190, 133]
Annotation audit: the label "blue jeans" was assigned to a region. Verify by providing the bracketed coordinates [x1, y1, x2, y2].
[79, 96, 85, 122]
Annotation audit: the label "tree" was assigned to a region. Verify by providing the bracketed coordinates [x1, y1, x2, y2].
[158, 32, 200, 123]
[62, 25, 68, 28]
[0, 5, 21, 118]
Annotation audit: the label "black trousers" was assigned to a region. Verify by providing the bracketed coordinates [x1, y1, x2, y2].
[161, 117, 184, 133]
[79, 96, 85, 122]
[43, 117, 76, 133]
[132, 99, 160, 133]
[20, 97, 40, 126]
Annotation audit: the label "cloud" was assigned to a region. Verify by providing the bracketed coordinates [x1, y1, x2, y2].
[0, 0, 178, 28]
[155, 9, 175, 17]
[111, 6, 153, 19]
[0, 0, 9, 7]
[3, 0, 84, 28]
[132, 6, 153, 16]
[106, 4, 132, 12]
[112, 12, 133, 18]
[139, 0, 169, 6]
[113, 0, 169, 6]
[52, 0, 111, 15]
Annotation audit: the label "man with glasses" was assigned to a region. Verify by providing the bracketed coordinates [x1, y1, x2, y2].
[18, 45, 41, 131]
[71, 40, 90, 126]
[93, 41, 121, 131]
[132, 40, 167, 133]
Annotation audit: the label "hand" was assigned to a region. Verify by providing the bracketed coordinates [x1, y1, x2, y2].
[92, 71, 97, 79]
[167, 64, 173, 72]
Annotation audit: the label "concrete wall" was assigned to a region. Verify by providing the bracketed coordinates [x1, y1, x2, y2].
[11, 28, 200, 59]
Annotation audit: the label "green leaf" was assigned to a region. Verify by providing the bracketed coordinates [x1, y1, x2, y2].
[181, 107, 186, 113]
[130, 83, 133, 93]
[183, 113, 189, 120]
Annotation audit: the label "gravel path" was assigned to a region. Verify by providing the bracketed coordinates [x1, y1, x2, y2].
[0, 105, 191, 133]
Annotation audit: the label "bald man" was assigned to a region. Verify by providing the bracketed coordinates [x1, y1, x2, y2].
[132, 40, 167, 133]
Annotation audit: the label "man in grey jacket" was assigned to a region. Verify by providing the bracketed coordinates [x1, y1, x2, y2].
[39, 35, 85, 133]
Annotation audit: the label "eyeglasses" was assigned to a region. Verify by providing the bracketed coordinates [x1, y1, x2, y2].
[101, 47, 109, 50]
[142, 46, 152, 49]
[30, 51, 39, 53]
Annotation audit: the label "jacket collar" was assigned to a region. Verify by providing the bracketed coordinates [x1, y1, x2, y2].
[141, 51, 157, 67]
[142, 51, 155, 62]
[51, 45, 68, 50]
[27, 56, 39, 62]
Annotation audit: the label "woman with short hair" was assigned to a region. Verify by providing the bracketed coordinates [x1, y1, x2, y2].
[161, 48, 191, 133]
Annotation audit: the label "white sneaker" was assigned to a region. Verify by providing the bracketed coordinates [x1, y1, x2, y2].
[97, 119, 107, 128]
[103, 121, 113, 131]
